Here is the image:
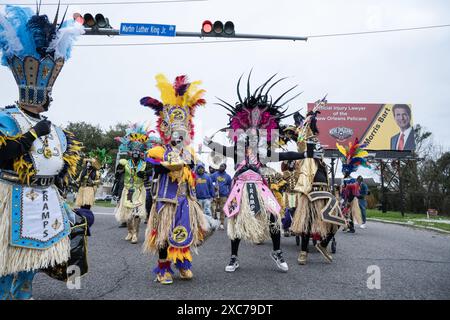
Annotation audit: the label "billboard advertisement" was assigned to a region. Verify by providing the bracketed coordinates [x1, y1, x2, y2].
[307, 103, 415, 151]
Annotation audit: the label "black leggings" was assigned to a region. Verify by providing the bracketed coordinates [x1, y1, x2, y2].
[158, 244, 168, 260]
[301, 232, 335, 252]
[231, 214, 281, 256]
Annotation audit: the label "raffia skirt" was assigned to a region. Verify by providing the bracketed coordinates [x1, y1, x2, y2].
[114, 185, 147, 223]
[347, 198, 363, 225]
[227, 185, 281, 244]
[143, 196, 208, 254]
[0, 182, 70, 277]
[75, 186, 96, 207]
[291, 194, 339, 238]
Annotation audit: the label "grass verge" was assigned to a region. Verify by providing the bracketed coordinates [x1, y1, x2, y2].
[367, 209, 450, 233]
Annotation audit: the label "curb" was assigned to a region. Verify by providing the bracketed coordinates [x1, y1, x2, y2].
[368, 218, 450, 235]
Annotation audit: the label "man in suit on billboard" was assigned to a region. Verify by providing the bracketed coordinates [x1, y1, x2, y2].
[390, 104, 415, 151]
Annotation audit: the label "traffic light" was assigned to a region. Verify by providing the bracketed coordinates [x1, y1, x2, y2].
[74, 12, 113, 29]
[201, 20, 235, 37]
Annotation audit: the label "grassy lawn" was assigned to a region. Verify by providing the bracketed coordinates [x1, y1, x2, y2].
[367, 209, 450, 232]
[94, 200, 117, 208]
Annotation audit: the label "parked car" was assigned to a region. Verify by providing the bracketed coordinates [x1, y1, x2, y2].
[95, 194, 113, 201]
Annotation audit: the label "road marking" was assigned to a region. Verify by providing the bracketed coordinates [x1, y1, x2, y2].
[94, 211, 115, 216]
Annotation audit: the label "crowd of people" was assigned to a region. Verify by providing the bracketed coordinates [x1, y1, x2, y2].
[0, 5, 371, 298]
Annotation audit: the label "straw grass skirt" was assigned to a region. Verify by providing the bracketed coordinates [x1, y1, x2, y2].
[227, 185, 281, 244]
[143, 196, 208, 253]
[114, 186, 147, 223]
[75, 186, 96, 207]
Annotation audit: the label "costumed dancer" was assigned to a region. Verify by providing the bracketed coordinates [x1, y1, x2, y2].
[204, 73, 317, 273]
[336, 139, 370, 233]
[75, 157, 100, 210]
[141, 74, 210, 285]
[290, 97, 347, 265]
[114, 123, 160, 244]
[0, 4, 84, 299]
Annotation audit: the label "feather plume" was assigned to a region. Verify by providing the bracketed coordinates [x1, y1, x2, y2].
[47, 20, 84, 60]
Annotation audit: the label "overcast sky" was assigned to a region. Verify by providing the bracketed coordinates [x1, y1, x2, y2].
[1, 0, 449, 174]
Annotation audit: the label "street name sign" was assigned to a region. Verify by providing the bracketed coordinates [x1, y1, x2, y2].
[120, 23, 176, 37]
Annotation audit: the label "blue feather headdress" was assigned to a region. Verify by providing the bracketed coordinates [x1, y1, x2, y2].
[0, 4, 84, 109]
[115, 123, 162, 154]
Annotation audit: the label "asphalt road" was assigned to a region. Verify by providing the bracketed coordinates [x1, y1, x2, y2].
[33, 207, 450, 300]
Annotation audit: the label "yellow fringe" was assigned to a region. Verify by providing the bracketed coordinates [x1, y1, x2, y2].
[13, 156, 36, 185]
[167, 247, 192, 263]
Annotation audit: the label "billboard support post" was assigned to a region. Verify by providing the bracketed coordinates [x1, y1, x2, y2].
[398, 160, 405, 217]
[379, 160, 387, 213]
[330, 158, 336, 192]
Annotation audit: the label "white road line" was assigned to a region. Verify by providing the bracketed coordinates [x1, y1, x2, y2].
[94, 211, 115, 216]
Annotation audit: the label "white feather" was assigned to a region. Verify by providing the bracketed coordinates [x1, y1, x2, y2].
[48, 21, 85, 60]
[0, 13, 23, 58]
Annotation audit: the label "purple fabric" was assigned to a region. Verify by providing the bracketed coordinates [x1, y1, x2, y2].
[168, 196, 193, 248]
[175, 259, 192, 270]
[153, 263, 174, 276]
[281, 208, 293, 230]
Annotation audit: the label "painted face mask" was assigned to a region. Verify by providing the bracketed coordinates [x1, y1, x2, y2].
[115, 123, 161, 158]
[140, 74, 206, 146]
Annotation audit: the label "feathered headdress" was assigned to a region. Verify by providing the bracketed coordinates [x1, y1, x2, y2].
[140, 74, 206, 144]
[216, 71, 302, 143]
[0, 3, 84, 109]
[115, 123, 161, 153]
[277, 95, 326, 151]
[336, 138, 370, 176]
[87, 148, 113, 170]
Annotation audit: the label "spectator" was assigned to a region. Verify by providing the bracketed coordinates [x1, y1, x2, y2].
[357, 176, 369, 229]
[195, 163, 215, 216]
[211, 163, 232, 230]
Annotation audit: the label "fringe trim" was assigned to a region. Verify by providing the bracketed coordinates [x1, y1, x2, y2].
[0, 183, 70, 277]
[153, 260, 174, 276]
[75, 186, 96, 207]
[142, 197, 208, 254]
[62, 130, 83, 182]
[350, 198, 363, 225]
[291, 194, 329, 238]
[227, 185, 279, 243]
[13, 155, 36, 185]
[167, 246, 192, 264]
[114, 186, 147, 222]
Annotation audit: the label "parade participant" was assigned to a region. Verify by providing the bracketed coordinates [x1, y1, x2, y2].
[211, 163, 232, 230]
[114, 123, 160, 244]
[141, 74, 210, 285]
[357, 175, 369, 229]
[336, 139, 369, 233]
[289, 99, 347, 265]
[195, 163, 215, 217]
[0, 4, 83, 299]
[75, 157, 100, 210]
[204, 73, 317, 273]
[280, 160, 300, 237]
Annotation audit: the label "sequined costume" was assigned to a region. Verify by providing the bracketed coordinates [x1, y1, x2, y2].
[141, 74, 211, 284]
[0, 5, 83, 299]
[114, 123, 160, 244]
[75, 158, 100, 210]
[205, 72, 315, 273]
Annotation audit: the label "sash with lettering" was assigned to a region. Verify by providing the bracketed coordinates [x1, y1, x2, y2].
[10, 184, 70, 249]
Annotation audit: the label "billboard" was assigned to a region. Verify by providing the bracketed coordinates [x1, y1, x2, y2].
[307, 103, 415, 151]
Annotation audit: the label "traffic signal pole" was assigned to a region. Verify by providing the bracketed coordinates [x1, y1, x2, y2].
[83, 28, 308, 41]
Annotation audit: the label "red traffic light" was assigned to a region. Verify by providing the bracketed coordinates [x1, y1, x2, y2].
[73, 13, 84, 25]
[202, 20, 213, 34]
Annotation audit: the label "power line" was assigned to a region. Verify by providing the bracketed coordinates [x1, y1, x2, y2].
[74, 39, 262, 47]
[0, 0, 207, 5]
[308, 24, 450, 38]
[74, 23, 450, 47]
